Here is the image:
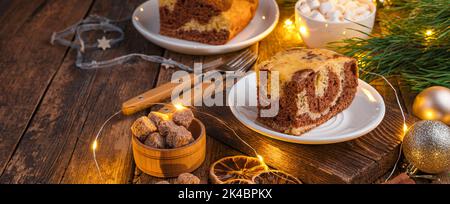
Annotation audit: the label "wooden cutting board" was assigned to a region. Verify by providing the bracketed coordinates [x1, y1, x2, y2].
[197, 100, 418, 184]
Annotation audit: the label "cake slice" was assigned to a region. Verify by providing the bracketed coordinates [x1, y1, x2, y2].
[159, 0, 258, 45]
[257, 48, 358, 135]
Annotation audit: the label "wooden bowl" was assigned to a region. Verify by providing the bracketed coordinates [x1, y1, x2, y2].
[132, 118, 206, 178]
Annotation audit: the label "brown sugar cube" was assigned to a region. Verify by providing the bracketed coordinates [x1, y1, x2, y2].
[166, 125, 194, 148]
[176, 173, 200, 184]
[148, 111, 171, 126]
[144, 132, 166, 149]
[131, 116, 157, 142]
[157, 120, 178, 136]
[172, 109, 194, 128]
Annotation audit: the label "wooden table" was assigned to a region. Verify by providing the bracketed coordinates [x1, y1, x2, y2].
[1, 0, 448, 184]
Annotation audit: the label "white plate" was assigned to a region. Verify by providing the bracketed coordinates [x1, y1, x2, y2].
[132, 0, 279, 55]
[228, 72, 385, 144]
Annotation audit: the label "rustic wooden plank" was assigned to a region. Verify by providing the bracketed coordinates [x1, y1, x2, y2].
[0, 0, 164, 184]
[337, 82, 415, 181]
[339, 78, 416, 182]
[0, 0, 15, 23]
[197, 109, 373, 183]
[58, 0, 165, 184]
[197, 92, 418, 183]
[0, 0, 94, 180]
[0, 0, 47, 40]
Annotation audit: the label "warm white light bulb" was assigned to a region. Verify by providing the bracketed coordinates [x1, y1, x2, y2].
[257, 155, 264, 163]
[174, 103, 185, 111]
[284, 19, 293, 26]
[299, 26, 307, 35]
[92, 140, 98, 151]
[257, 155, 269, 170]
[403, 124, 408, 133]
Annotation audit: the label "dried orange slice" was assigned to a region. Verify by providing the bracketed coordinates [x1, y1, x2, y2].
[252, 170, 302, 184]
[222, 179, 254, 184]
[210, 156, 267, 184]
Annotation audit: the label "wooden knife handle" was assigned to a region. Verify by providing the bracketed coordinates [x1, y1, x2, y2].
[121, 74, 195, 115]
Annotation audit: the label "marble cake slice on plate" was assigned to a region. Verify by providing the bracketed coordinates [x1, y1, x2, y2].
[159, 0, 258, 45]
[257, 48, 359, 135]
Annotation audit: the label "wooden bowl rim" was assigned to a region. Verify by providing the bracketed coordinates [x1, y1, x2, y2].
[132, 118, 206, 152]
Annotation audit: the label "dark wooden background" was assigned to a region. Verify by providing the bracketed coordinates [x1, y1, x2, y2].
[0, 0, 448, 184]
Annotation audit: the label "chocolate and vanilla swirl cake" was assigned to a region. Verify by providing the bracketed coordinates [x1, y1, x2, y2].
[159, 0, 258, 45]
[257, 48, 358, 135]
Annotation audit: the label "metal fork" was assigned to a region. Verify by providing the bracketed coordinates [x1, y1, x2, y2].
[203, 48, 258, 74]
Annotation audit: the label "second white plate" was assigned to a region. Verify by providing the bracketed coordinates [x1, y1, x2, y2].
[132, 0, 279, 55]
[228, 72, 385, 144]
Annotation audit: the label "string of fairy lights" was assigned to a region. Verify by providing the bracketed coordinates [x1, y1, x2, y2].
[91, 103, 265, 182]
[91, 14, 437, 183]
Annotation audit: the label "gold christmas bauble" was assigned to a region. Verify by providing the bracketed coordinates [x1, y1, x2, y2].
[413, 86, 450, 125]
[402, 120, 450, 174]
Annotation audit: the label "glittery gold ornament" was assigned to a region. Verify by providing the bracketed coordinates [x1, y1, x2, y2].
[402, 120, 450, 174]
[413, 86, 450, 125]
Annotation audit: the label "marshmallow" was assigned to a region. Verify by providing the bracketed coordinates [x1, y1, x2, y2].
[328, 15, 341, 22]
[357, 0, 372, 4]
[310, 10, 326, 22]
[319, 2, 335, 14]
[345, 1, 358, 9]
[303, 0, 374, 23]
[326, 10, 343, 22]
[328, 0, 338, 5]
[307, 0, 321, 10]
[343, 10, 354, 21]
[353, 6, 369, 15]
[297, 1, 306, 9]
[354, 10, 371, 21]
[335, 4, 345, 12]
[357, 2, 370, 11]
[299, 3, 311, 15]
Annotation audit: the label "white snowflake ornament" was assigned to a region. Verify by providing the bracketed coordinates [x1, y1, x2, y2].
[97, 36, 111, 51]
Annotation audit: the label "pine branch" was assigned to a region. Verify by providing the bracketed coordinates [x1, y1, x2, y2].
[333, 0, 450, 91]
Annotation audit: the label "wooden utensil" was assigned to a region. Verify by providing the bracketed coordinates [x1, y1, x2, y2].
[121, 73, 195, 115]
